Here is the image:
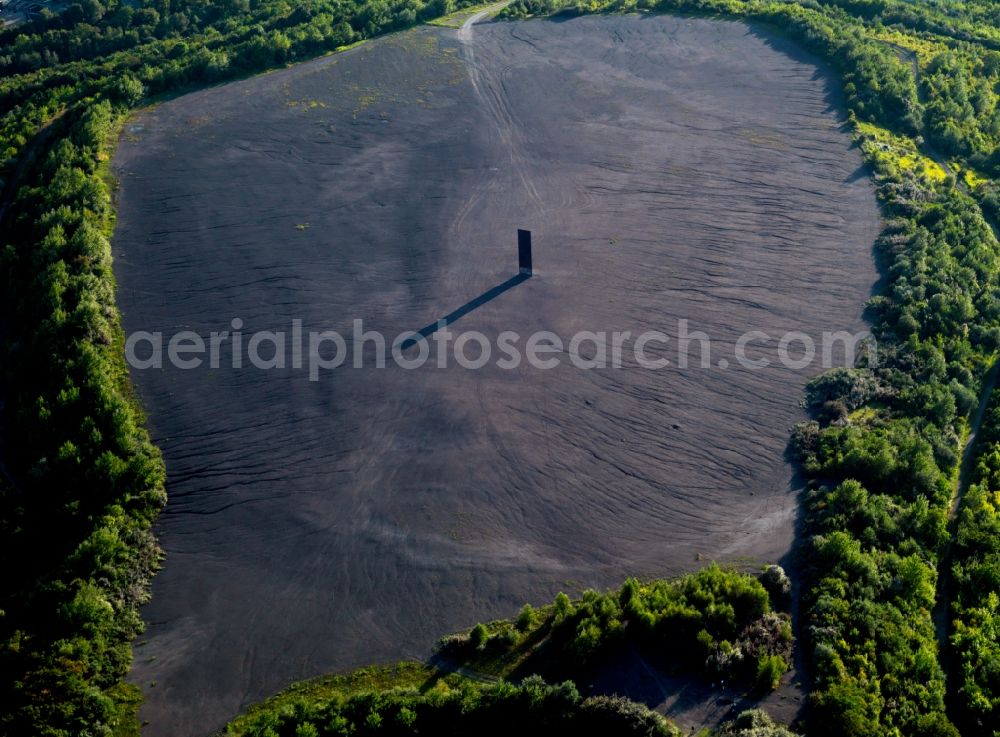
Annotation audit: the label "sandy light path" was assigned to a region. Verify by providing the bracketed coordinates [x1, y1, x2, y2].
[456, 2, 544, 231]
[113, 15, 879, 736]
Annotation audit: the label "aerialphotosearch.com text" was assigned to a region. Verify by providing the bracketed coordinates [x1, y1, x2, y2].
[124, 318, 876, 381]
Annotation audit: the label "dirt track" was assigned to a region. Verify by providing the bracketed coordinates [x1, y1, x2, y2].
[112, 15, 879, 736]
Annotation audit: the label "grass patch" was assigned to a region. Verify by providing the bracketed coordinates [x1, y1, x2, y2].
[428, 0, 512, 28]
[224, 662, 453, 735]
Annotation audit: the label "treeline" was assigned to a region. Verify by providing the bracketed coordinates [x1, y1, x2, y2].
[767, 5, 999, 735]
[0, 95, 166, 736]
[500, 0, 1000, 735]
[505, 0, 924, 135]
[226, 678, 801, 737]
[804, 0, 1000, 49]
[0, 0, 460, 180]
[796, 63, 1000, 737]
[228, 676, 681, 737]
[949, 390, 1000, 735]
[763, 0, 1000, 168]
[0, 0, 470, 734]
[441, 565, 794, 693]
[922, 51, 1000, 164]
[502, 0, 1000, 165]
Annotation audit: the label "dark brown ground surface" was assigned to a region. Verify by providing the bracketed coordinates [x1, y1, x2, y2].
[112, 14, 879, 736]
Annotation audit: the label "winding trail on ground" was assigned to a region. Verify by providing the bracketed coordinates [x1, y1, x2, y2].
[952, 365, 1000, 518]
[452, 1, 542, 236]
[933, 358, 1000, 682]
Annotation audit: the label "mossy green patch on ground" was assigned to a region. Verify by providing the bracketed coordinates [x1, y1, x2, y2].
[286, 98, 329, 111]
[428, 0, 511, 28]
[334, 39, 368, 53]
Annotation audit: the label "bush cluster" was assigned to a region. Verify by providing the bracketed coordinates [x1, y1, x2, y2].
[445, 566, 793, 692]
[231, 676, 680, 737]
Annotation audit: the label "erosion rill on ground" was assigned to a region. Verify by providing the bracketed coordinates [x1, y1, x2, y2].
[4, 0, 1000, 736]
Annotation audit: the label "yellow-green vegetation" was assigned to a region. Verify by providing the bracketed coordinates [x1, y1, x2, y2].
[334, 39, 370, 54]
[846, 405, 882, 427]
[855, 120, 948, 184]
[960, 165, 989, 191]
[287, 98, 329, 111]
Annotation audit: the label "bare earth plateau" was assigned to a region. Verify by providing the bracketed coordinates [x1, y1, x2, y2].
[112, 14, 879, 736]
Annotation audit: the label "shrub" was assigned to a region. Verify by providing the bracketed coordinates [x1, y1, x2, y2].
[469, 623, 489, 651]
[755, 655, 787, 692]
[516, 604, 537, 632]
[760, 566, 791, 604]
[716, 709, 800, 737]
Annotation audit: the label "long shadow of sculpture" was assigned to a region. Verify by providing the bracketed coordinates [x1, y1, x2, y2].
[399, 272, 530, 350]
[400, 229, 534, 350]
